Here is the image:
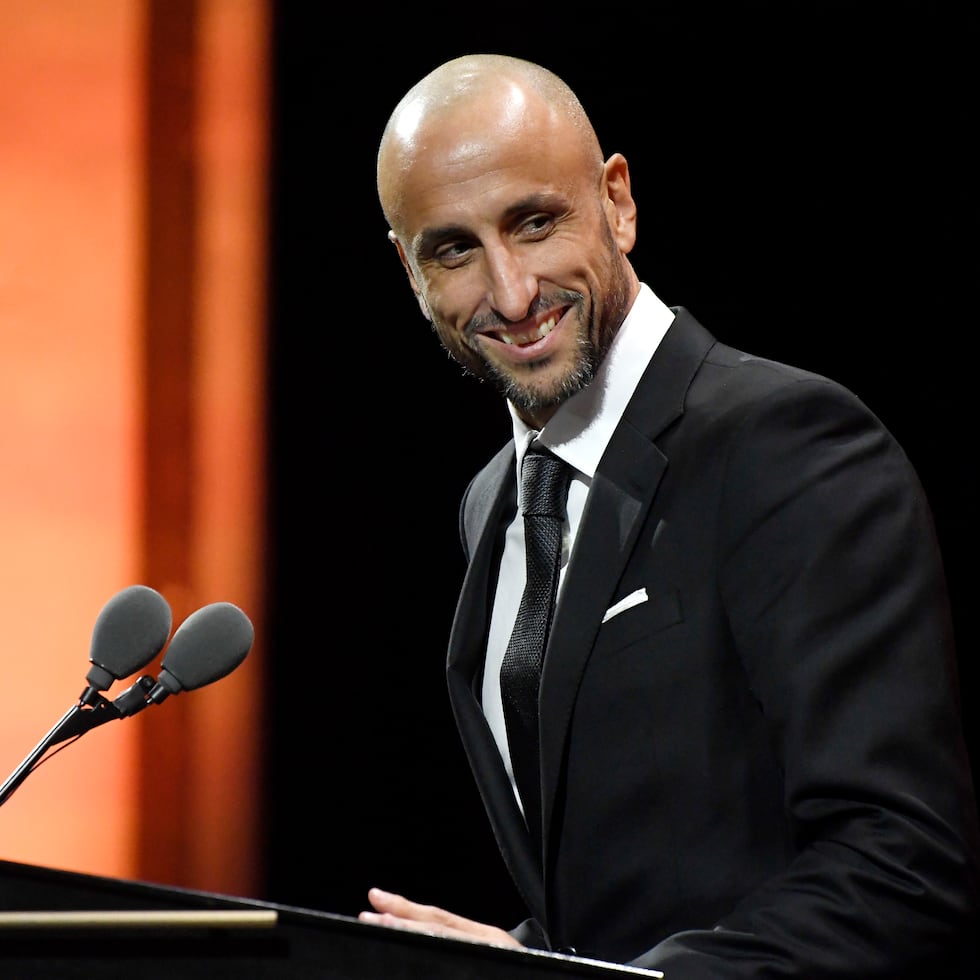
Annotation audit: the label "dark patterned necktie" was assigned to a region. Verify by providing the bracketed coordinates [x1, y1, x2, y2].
[500, 445, 571, 860]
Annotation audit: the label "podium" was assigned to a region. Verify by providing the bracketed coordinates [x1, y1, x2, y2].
[0, 858, 661, 978]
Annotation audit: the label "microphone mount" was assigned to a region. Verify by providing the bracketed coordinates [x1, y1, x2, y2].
[0, 675, 157, 808]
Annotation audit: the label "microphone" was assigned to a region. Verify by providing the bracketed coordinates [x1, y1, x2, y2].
[0, 592, 254, 808]
[85, 585, 173, 693]
[146, 602, 254, 705]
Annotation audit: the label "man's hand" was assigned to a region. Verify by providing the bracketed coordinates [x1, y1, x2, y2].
[358, 887, 523, 949]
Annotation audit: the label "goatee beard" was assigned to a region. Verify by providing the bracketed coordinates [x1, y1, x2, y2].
[485, 336, 600, 417]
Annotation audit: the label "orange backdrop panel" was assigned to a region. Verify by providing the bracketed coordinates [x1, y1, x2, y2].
[0, 0, 267, 898]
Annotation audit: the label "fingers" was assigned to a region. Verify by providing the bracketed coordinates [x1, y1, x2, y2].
[360, 887, 458, 931]
[358, 887, 522, 949]
[365, 887, 439, 920]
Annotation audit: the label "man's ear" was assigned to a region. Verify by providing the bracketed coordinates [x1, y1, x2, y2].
[602, 153, 638, 255]
[388, 230, 431, 321]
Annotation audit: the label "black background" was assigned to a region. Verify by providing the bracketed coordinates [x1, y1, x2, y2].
[261, 2, 977, 927]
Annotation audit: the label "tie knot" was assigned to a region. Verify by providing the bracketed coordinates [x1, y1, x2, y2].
[521, 446, 570, 519]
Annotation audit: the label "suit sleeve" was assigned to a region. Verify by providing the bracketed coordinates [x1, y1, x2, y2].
[634, 376, 980, 978]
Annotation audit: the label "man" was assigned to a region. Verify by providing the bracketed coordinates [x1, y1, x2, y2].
[359, 53, 980, 977]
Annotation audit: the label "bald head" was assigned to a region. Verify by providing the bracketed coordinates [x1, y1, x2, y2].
[377, 55, 603, 235]
[374, 54, 639, 426]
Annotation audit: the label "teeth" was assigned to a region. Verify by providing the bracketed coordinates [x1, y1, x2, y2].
[499, 316, 557, 346]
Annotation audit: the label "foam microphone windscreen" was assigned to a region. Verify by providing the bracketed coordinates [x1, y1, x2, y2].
[153, 602, 254, 697]
[86, 585, 174, 691]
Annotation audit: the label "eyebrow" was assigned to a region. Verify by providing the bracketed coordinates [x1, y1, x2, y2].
[415, 223, 470, 257]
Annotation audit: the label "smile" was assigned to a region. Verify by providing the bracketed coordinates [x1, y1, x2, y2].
[496, 315, 558, 347]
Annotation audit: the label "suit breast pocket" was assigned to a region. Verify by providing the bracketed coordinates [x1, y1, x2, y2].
[597, 587, 683, 655]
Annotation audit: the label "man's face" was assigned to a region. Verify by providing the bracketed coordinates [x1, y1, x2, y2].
[387, 92, 636, 425]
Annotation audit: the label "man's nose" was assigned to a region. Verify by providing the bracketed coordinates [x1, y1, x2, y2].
[483, 246, 537, 322]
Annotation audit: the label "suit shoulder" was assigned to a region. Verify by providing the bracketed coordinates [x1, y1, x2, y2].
[699, 339, 870, 415]
[459, 441, 514, 555]
[667, 308, 856, 400]
[463, 440, 514, 504]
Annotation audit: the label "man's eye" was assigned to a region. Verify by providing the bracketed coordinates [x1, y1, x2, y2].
[519, 214, 553, 237]
[434, 241, 471, 265]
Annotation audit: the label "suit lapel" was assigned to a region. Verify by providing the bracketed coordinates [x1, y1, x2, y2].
[537, 423, 667, 854]
[538, 309, 716, 863]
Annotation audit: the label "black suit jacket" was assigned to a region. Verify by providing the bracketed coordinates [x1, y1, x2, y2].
[446, 309, 980, 978]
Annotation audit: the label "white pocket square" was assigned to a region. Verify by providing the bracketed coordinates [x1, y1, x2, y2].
[602, 587, 648, 623]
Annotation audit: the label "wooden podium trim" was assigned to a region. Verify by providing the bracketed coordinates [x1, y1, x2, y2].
[0, 909, 277, 929]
